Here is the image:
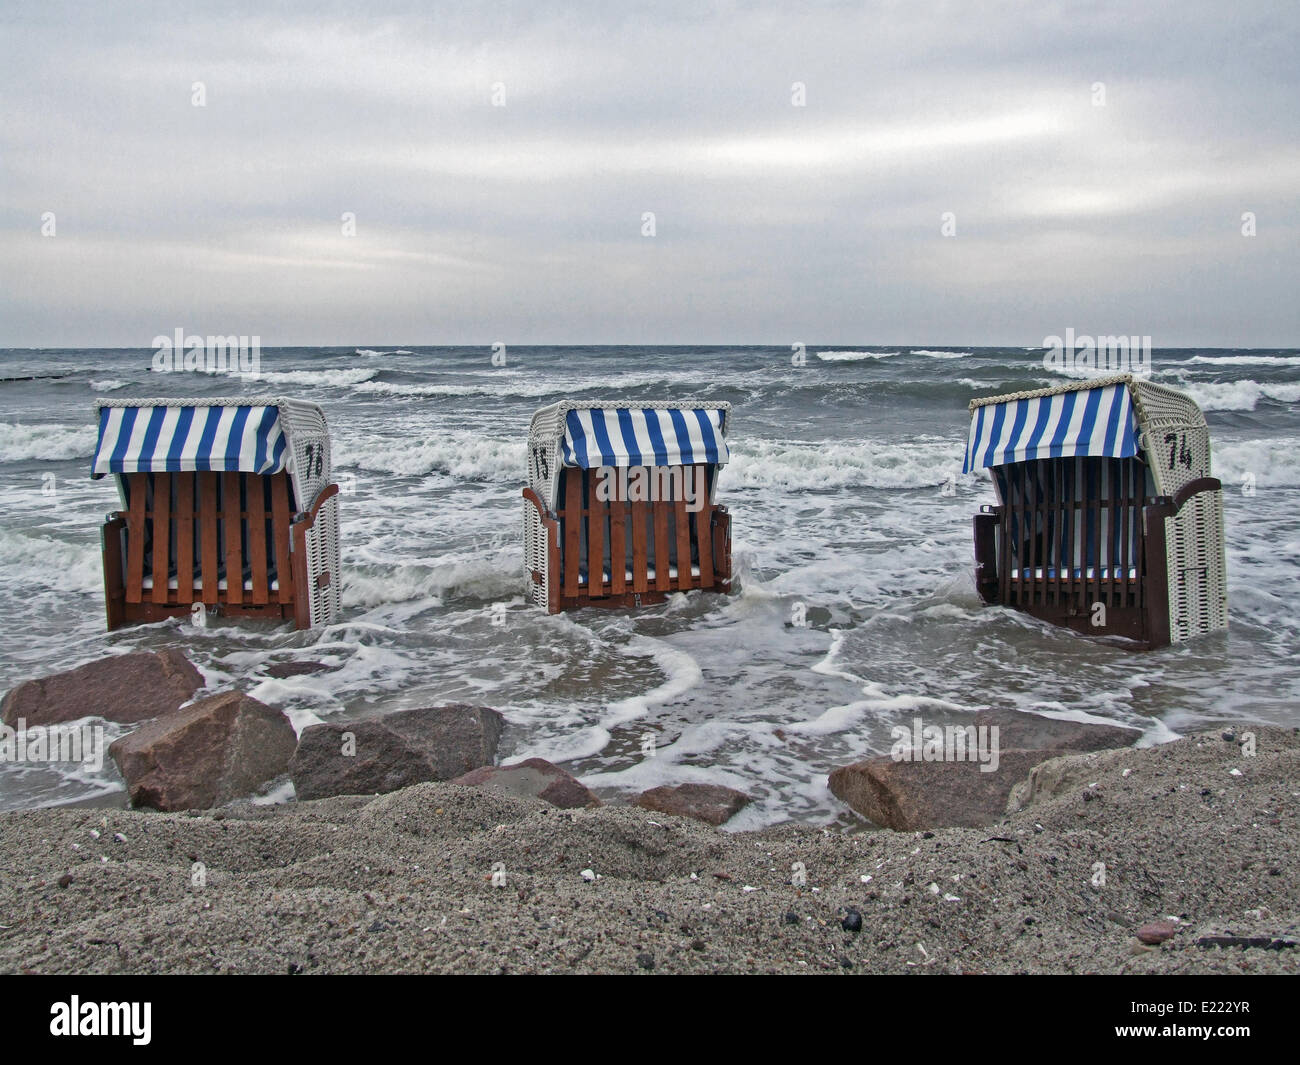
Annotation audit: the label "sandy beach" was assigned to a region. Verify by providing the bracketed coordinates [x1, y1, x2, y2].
[2, 725, 1295, 975]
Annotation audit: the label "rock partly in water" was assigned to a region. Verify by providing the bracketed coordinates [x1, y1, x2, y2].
[452, 757, 600, 809]
[2, 649, 203, 727]
[108, 691, 296, 811]
[828, 709, 1140, 831]
[973, 709, 1139, 754]
[263, 661, 337, 679]
[633, 783, 752, 826]
[290, 704, 504, 801]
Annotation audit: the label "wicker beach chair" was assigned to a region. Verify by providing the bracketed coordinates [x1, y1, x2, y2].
[522, 401, 733, 612]
[92, 397, 341, 630]
[963, 374, 1227, 648]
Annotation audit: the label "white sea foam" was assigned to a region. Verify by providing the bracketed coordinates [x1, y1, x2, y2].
[351, 380, 498, 399]
[342, 555, 519, 608]
[354, 349, 413, 356]
[603, 636, 704, 727]
[88, 379, 128, 392]
[911, 349, 973, 359]
[0, 423, 97, 462]
[333, 430, 523, 480]
[1183, 380, 1300, 412]
[0, 529, 100, 593]
[1187, 354, 1300, 367]
[816, 351, 899, 361]
[255, 367, 378, 387]
[725, 437, 964, 490]
[1214, 438, 1300, 488]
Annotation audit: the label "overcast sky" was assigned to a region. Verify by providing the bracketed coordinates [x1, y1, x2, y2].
[2, 0, 1297, 348]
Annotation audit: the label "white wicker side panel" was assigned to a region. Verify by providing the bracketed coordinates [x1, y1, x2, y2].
[1133, 381, 1227, 643]
[304, 493, 342, 627]
[524, 404, 565, 604]
[278, 401, 332, 511]
[523, 498, 548, 608]
[1166, 488, 1228, 642]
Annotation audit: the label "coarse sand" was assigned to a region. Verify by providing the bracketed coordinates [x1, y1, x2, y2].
[1, 727, 1296, 974]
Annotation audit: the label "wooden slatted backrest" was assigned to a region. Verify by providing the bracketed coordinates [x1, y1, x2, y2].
[554, 464, 720, 601]
[998, 457, 1148, 611]
[121, 470, 294, 609]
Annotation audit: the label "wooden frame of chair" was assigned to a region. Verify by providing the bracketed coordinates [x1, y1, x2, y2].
[523, 464, 732, 613]
[102, 469, 338, 630]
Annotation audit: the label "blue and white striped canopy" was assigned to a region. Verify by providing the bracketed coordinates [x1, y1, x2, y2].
[963, 383, 1138, 473]
[92, 404, 289, 478]
[561, 407, 729, 469]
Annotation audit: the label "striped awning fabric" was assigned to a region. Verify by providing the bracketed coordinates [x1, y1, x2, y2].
[91, 404, 289, 478]
[963, 382, 1138, 473]
[561, 407, 729, 468]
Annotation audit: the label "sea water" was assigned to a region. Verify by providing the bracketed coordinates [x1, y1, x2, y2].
[1, 346, 1296, 826]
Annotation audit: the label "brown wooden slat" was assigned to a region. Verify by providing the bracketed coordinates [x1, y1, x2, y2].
[270, 473, 294, 604]
[587, 468, 605, 596]
[1045, 457, 1055, 608]
[222, 471, 243, 605]
[125, 473, 147, 604]
[247, 475, 269, 604]
[631, 498, 649, 594]
[653, 496, 671, 592]
[150, 473, 170, 605]
[102, 517, 126, 630]
[1022, 463, 1033, 605]
[1013, 464, 1026, 605]
[610, 495, 626, 595]
[998, 468, 1011, 605]
[697, 505, 714, 589]
[563, 471, 581, 598]
[199, 472, 219, 605]
[1123, 460, 1134, 602]
[1092, 460, 1102, 611]
[674, 495, 692, 590]
[175, 473, 195, 604]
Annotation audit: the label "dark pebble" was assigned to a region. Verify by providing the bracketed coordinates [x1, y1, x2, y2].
[636, 952, 655, 970]
[784, 911, 799, 925]
[841, 908, 863, 933]
[57, 873, 73, 889]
